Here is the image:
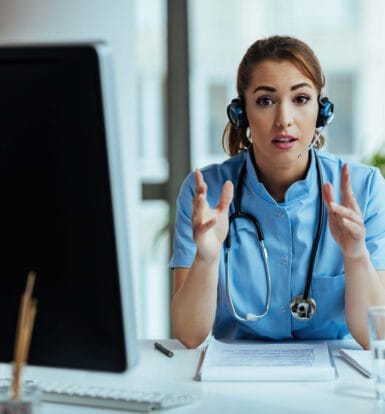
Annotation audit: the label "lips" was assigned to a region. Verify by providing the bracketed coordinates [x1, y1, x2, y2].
[271, 134, 298, 150]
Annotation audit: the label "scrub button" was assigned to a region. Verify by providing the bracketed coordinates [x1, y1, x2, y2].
[280, 257, 288, 266]
[280, 306, 286, 313]
[277, 211, 285, 218]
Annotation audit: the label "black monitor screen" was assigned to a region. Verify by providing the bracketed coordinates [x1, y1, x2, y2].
[0, 45, 128, 372]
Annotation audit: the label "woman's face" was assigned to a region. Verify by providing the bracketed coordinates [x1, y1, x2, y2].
[244, 59, 319, 169]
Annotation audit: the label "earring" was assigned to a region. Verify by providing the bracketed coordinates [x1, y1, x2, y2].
[312, 130, 321, 147]
[246, 127, 253, 144]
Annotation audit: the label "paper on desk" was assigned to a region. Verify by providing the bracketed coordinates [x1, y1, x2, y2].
[196, 338, 335, 381]
[339, 348, 372, 378]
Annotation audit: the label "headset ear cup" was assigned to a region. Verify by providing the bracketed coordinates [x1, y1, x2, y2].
[316, 97, 334, 128]
[227, 98, 248, 129]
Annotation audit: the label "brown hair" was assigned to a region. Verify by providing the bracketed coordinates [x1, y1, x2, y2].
[222, 35, 326, 156]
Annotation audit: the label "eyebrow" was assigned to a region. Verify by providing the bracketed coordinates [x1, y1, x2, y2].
[252, 82, 313, 94]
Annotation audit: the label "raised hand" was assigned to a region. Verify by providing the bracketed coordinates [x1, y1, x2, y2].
[322, 164, 366, 259]
[192, 169, 234, 263]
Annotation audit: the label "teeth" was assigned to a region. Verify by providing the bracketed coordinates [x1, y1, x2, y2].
[275, 138, 292, 142]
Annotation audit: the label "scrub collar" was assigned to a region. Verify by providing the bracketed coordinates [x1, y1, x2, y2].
[244, 149, 317, 204]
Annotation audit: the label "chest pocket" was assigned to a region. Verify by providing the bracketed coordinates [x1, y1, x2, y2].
[311, 273, 346, 323]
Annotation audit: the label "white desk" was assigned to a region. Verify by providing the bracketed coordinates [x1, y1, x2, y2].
[13, 339, 385, 413]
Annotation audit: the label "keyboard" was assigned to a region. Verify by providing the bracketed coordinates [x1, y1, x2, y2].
[0, 380, 199, 412]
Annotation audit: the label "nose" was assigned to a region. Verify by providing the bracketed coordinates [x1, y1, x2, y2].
[274, 102, 293, 129]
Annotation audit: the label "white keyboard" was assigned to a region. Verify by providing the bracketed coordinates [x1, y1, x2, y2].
[1, 380, 199, 412]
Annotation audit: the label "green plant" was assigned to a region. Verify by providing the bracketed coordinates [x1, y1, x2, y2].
[363, 148, 385, 178]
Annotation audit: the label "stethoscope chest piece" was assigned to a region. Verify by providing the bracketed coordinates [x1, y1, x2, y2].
[290, 295, 317, 320]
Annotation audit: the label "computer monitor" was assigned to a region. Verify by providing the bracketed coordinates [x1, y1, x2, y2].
[0, 43, 139, 373]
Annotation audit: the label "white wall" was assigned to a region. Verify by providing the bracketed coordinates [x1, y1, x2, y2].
[0, 0, 143, 335]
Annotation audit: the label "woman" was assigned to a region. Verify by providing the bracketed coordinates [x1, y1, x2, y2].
[170, 35, 385, 349]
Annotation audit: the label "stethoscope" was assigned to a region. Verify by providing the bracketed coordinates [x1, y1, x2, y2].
[224, 149, 325, 321]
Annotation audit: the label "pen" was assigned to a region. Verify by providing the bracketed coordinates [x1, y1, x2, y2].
[154, 342, 174, 358]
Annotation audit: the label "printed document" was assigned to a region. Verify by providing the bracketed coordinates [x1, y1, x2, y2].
[196, 337, 335, 381]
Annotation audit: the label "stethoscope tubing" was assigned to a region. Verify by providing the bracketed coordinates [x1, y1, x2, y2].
[225, 239, 271, 321]
[224, 149, 324, 321]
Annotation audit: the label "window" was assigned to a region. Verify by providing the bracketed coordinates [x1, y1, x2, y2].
[325, 73, 355, 156]
[208, 83, 227, 156]
[135, 0, 169, 338]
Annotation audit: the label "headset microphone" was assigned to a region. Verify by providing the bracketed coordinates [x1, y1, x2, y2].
[297, 96, 334, 158]
[297, 129, 323, 159]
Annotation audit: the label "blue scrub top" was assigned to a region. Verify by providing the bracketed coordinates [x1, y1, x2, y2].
[169, 149, 385, 340]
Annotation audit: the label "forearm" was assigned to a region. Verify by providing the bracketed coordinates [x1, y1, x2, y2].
[171, 256, 220, 348]
[344, 250, 385, 349]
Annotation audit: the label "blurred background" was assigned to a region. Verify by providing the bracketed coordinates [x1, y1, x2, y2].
[1, 0, 385, 339]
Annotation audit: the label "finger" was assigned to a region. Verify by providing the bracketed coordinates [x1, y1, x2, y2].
[340, 164, 349, 206]
[322, 182, 335, 209]
[217, 181, 234, 212]
[340, 164, 361, 213]
[194, 169, 207, 197]
[329, 201, 363, 226]
[192, 191, 208, 222]
[322, 183, 344, 231]
[193, 169, 208, 213]
[192, 189, 206, 210]
[341, 217, 365, 240]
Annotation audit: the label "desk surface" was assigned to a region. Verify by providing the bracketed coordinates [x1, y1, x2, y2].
[14, 339, 384, 413]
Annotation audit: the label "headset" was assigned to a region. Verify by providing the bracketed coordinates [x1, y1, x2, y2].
[226, 96, 334, 129]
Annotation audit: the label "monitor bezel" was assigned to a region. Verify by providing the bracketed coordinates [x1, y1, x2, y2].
[0, 41, 139, 374]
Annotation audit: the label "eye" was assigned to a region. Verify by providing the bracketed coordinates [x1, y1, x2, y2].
[294, 95, 310, 104]
[256, 96, 275, 106]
